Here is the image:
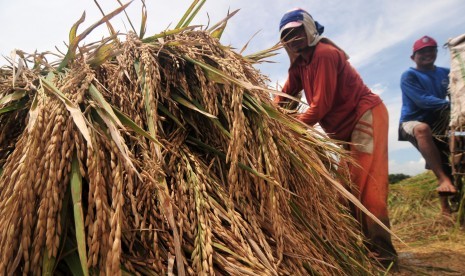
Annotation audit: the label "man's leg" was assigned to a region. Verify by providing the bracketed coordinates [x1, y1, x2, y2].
[436, 137, 456, 214]
[401, 122, 456, 213]
[413, 123, 457, 194]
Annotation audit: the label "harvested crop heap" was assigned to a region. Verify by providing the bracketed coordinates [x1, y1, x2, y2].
[447, 33, 465, 222]
[0, 3, 379, 275]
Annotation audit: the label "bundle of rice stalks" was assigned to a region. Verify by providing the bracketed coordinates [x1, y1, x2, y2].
[0, 1, 380, 275]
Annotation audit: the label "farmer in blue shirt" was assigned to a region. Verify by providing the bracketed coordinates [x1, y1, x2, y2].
[399, 35, 457, 214]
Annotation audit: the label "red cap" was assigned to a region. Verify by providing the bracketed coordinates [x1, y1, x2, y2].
[413, 35, 437, 53]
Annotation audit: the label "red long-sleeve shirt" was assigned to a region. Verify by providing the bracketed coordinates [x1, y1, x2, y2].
[275, 42, 382, 141]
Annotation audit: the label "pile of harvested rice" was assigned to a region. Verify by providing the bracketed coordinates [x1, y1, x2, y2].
[0, 2, 380, 275]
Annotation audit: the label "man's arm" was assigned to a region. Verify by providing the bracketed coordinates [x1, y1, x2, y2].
[401, 72, 449, 110]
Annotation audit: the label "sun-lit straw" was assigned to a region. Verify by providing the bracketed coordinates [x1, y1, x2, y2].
[0, 1, 383, 275]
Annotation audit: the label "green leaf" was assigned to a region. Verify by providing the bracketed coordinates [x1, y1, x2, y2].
[203, 68, 230, 84]
[174, 89, 230, 136]
[209, 117, 231, 138]
[58, 2, 132, 71]
[0, 97, 28, 115]
[142, 27, 191, 44]
[139, 1, 147, 39]
[175, 0, 201, 29]
[93, 0, 118, 37]
[261, 103, 308, 134]
[210, 22, 226, 39]
[111, 107, 163, 147]
[183, 55, 266, 92]
[94, 107, 139, 174]
[0, 90, 27, 105]
[62, 239, 85, 276]
[42, 249, 55, 275]
[46, 71, 56, 81]
[181, 0, 206, 28]
[172, 93, 217, 119]
[69, 12, 86, 47]
[243, 93, 266, 114]
[88, 84, 123, 128]
[71, 152, 89, 276]
[244, 42, 282, 63]
[208, 9, 240, 39]
[88, 43, 118, 68]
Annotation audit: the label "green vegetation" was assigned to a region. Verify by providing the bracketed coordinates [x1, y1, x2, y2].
[388, 173, 411, 184]
[388, 171, 465, 274]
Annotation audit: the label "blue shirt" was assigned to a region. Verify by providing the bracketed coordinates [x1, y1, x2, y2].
[399, 66, 450, 125]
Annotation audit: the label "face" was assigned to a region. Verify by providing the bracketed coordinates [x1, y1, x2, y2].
[281, 26, 308, 53]
[411, 46, 437, 68]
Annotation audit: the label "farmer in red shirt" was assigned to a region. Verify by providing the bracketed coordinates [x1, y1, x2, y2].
[274, 8, 397, 268]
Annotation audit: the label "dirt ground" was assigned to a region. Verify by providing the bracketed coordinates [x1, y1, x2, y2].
[391, 215, 465, 275]
[394, 241, 465, 275]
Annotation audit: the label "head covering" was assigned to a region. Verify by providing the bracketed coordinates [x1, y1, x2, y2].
[412, 35, 438, 53]
[279, 8, 324, 47]
[278, 8, 349, 62]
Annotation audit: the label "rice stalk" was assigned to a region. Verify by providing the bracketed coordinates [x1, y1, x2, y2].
[0, 1, 384, 275]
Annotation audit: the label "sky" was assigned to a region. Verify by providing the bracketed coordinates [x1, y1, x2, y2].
[1, 0, 465, 176]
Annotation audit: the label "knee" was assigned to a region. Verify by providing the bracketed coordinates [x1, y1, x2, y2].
[413, 124, 432, 139]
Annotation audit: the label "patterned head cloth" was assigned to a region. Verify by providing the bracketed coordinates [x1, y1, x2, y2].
[279, 8, 324, 47]
[278, 8, 349, 62]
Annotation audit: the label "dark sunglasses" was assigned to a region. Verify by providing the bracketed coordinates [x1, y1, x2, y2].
[281, 26, 305, 42]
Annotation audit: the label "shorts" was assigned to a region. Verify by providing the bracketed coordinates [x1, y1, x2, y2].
[400, 121, 422, 136]
[398, 121, 451, 172]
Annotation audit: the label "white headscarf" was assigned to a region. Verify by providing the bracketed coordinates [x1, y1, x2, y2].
[279, 8, 349, 63]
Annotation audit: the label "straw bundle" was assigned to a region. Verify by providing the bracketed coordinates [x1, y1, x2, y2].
[448, 33, 465, 129]
[0, 2, 379, 275]
[447, 33, 465, 222]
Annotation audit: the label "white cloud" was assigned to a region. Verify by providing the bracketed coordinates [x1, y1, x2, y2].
[389, 158, 426, 176]
[386, 98, 403, 151]
[370, 83, 387, 96]
[327, 0, 465, 68]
